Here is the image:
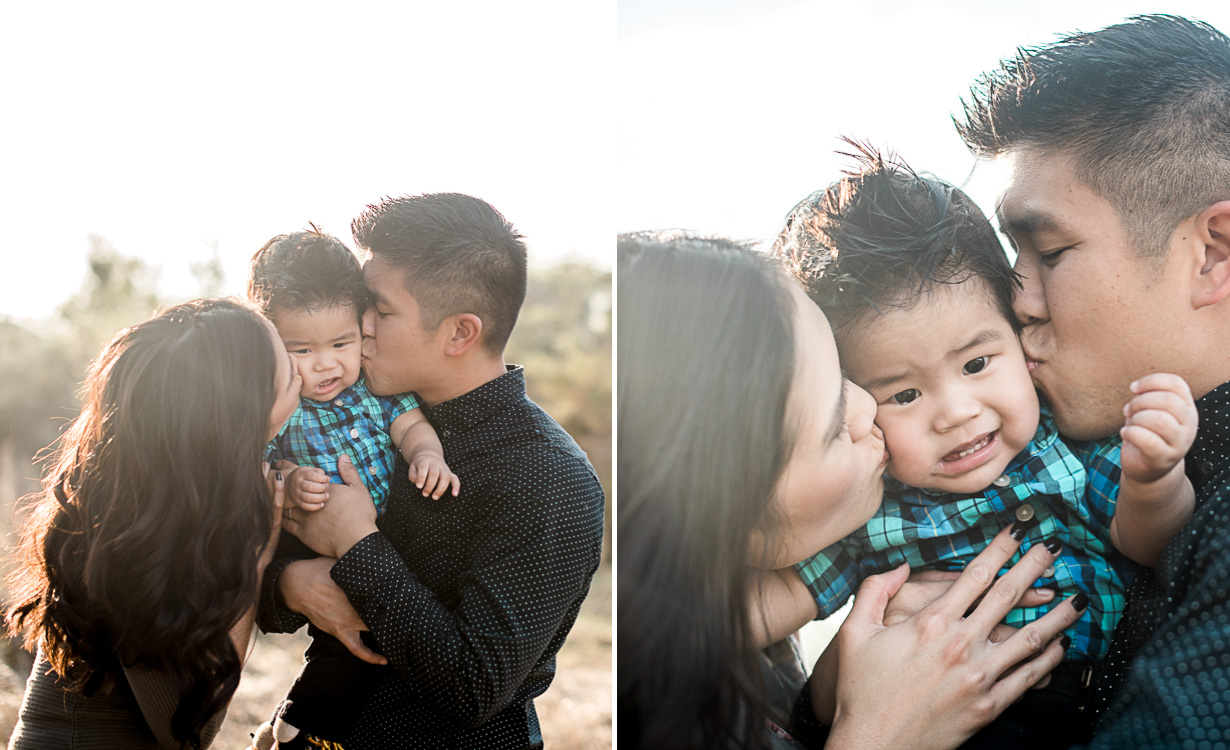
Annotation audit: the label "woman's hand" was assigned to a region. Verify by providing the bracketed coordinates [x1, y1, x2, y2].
[822, 526, 1083, 750]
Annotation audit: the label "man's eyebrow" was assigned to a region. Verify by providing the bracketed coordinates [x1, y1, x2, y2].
[827, 376, 848, 444]
[998, 210, 1059, 237]
[948, 329, 1004, 358]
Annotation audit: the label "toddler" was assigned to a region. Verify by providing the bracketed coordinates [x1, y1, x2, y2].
[761, 146, 1197, 749]
[247, 228, 459, 748]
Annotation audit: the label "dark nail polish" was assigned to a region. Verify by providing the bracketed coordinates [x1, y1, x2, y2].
[1044, 537, 1063, 554]
[1071, 592, 1089, 612]
[1010, 523, 1026, 541]
[276, 471, 283, 481]
[1039, 581, 1061, 591]
[1061, 635, 1071, 650]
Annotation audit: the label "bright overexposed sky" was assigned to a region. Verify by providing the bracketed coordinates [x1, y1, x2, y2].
[619, 0, 1230, 247]
[1, 1, 613, 321]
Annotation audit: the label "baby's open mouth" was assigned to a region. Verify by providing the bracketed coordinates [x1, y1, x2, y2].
[942, 432, 994, 463]
[315, 377, 340, 393]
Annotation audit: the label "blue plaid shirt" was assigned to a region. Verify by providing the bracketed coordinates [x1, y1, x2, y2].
[795, 407, 1135, 661]
[269, 376, 421, 514]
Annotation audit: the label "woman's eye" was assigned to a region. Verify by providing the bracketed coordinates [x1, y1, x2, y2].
[892, 389, 919, 405]
[292, 348, 310, 355]
[964, 356, 989, 374]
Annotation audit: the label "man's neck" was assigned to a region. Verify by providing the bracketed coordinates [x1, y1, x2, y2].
[418, 356, 510, 408]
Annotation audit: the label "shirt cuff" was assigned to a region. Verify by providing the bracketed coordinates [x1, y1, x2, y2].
[330, 532, 414, 620]
[257, 556, 310, 634]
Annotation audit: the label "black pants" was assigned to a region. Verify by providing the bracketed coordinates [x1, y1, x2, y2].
[958, 661, 1096, 750]
[275, 629, 391, 746]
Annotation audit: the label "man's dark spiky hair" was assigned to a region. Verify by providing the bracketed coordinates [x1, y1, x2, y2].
[956, 14, 1230, 258]
[246, 226, 368, 319]
[771, 140, 1019, 333]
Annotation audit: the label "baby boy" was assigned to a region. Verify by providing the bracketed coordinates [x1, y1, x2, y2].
[762, 146, 1197, 749]
[247, 228, 459, 748]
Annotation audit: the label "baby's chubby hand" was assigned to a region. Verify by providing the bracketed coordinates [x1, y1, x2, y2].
[1121, 373, 1198, 484]
[287, 465, 330, 511]
[408, 453, 461, 500]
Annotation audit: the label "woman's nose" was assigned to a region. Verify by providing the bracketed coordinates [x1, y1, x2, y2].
[846, 382, 878, 441]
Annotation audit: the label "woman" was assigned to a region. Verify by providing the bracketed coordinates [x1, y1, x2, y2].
[617, 232, 1082, 749]
[6, 297, 301, 749]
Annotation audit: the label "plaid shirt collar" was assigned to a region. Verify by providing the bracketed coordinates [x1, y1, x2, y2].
[422, 365, 526, 436]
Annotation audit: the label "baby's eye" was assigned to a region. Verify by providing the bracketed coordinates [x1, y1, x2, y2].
[964, 356, 989, 374]
[891, 389, 920, 405]
[334, 341, 350, 349]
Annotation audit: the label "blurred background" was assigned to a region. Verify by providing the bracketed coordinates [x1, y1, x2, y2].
[0, 1, 611, 747]
[618, 0, 1230, 664]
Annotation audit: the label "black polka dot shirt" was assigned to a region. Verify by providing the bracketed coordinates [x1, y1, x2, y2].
[261, 366, 605, 749]
[1087, 379, 1230, 748]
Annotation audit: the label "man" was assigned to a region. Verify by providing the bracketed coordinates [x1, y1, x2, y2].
[258, 193, 606, 749]
[955, 14, 1230, 747]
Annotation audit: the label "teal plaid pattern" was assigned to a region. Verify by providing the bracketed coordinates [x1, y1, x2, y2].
[795, 407, 1134, 661]
[269, 376, 421, 514]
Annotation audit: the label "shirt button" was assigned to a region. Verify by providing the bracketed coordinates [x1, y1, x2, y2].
[443, 429, 450, 438]
[350, 428, 360, 439]
[1201, 460, 1215, 475]
[334, 399, 345, 407]
[1043, 565, 1055, 577]
[992, 475, 1011, 487]
[1015, 503, 1035, 522]
[368, 466, 378, 476]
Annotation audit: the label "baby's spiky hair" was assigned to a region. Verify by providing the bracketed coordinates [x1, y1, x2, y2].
[247, 226, 368, 319]
[771, 140, 1019, 335]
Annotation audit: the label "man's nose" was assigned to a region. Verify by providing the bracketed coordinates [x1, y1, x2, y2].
[361, 308, 376, 338]
[1011, 252, 1048, 327]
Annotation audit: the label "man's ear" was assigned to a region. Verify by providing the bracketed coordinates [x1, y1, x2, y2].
[441, 313, 483, 357]
[1192, 200, 1230, 310]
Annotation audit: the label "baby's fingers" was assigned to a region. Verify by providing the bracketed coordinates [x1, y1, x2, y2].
[446, 472, 461, 498]
[1131, 373, 1193, 402]
[422, 465, 442, 497]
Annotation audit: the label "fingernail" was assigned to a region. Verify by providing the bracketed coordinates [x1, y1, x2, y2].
[1044, 537, 1063, 554]
[1071, 592, 1089, 612]
[1010, 523, 1026, 541]
[1039, 581, 1061, 591]
[275, 471, 283, 481]
[1060, 635, 1071, 650]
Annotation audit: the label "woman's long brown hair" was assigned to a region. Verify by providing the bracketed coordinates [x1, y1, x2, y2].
[6, 298, 278, 748]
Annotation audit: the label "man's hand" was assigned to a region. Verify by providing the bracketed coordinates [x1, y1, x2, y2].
[408, 453, 461, 500]
[287, 465, 330, 511]
[281, 454, 379, 560]
[278, 556, 387, 665]
[1121, 373, 1198, 484]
